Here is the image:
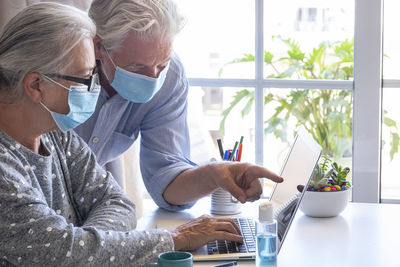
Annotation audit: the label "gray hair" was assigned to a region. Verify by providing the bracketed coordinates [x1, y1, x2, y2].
[0, 2, 96, 103]
[89, 0, 185, 51]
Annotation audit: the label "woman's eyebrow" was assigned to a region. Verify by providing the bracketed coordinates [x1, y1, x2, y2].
[74, 66, 96, 76]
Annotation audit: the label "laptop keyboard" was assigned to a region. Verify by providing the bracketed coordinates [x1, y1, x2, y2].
[207, 218, 256, 255]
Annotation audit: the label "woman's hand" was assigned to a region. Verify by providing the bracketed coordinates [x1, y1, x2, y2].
[170, 215, 243, 251]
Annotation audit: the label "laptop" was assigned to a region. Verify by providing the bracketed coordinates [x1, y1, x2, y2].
[192, 127, 322, 261]
[151, 127, 322, 261]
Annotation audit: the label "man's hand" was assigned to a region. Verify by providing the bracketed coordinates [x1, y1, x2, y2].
[170, 215, 243, 251]
[210, 162, 284, 203]
[163, 161, 283, 207]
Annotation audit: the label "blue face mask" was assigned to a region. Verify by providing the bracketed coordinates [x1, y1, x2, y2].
[41, 76, 101, 132]
[103, 48, 169, 103]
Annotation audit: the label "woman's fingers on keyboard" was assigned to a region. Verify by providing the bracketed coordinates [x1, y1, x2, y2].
[196, 216, 241, 235]
[214, 221, 241, 235]
[171, 216, 245, 251]
[217, 218, 241, 233]
[212, 231, 243, 243]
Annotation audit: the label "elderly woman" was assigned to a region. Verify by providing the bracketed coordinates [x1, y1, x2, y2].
[0, 3, 243, 266]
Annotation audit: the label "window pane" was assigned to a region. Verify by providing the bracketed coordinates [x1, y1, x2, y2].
[174, 0, 254, 79]
[381, 88, 400, 200]
[187, 87, 255, 165]
[383, 0, 400, 79]
[264, 1, 354, 80]
[262, 88, 353, 197]
[382, 0, 400, 199]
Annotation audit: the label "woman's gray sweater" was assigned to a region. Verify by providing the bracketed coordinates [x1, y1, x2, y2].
[0, 129, 173, 266]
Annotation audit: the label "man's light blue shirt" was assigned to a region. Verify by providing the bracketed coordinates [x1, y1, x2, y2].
[75, 54, 196, 211]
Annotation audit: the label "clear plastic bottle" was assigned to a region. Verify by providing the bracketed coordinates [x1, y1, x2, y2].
[256, 201, 277, 267]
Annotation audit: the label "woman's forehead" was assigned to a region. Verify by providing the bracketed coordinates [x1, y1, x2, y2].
[67, 38, 96, 75]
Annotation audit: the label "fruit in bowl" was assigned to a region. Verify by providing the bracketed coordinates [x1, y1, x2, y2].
[300, 156, 352, 217]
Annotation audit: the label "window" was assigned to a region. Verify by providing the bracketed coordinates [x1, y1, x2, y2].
[187, 87, 255, 165]
[175, 0, 360, 198]
[174, 0, 254, 79]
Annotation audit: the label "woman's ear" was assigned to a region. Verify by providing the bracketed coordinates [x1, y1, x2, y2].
[93, 35, 102, 60]
[23, 73, 45, 104]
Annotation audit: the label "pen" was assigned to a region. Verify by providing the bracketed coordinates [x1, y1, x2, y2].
[229, 141, 239, 161]
[237, 143, 243, 162]
[237, 136, 244, 161]
[223, 149, 230, 160]
[239, 136, 244, 145]
[211, 261, 238, 267]
[217, 139, 224, 159]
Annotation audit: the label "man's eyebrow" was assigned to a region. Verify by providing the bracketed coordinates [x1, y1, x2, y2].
[123, 58, 171, 69]
[123, 62, 145, 68]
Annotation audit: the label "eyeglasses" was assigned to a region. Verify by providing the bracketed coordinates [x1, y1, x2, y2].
[44, 67, 99, 92]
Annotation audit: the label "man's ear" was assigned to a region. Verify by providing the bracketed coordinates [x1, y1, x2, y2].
[23, 73, 44, 104]
[93, 35, 103, 60]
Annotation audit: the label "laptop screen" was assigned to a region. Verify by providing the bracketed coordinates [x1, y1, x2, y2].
[269, 127, 322, 252]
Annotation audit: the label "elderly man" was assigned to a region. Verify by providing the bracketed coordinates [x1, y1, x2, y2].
[75, 0, 283, 211]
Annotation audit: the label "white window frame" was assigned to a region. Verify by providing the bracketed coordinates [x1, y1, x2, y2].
[353, 0, 382, 203]
[188, 0, 384, 203]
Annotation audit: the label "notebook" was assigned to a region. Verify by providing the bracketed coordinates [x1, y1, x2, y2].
[192, 127, 322, 261]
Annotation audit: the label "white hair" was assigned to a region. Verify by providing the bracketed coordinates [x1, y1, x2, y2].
[89, 0, 185, 51]
[0, 2, 96, 103]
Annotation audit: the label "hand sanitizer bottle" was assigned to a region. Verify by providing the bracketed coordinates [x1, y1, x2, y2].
[256, 201, 277, 267]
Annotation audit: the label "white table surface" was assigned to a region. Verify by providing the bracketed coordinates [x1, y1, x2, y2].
[137, 197, 400, 267]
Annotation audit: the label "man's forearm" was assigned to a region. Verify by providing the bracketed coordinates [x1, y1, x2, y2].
[163, 164, 219, 205]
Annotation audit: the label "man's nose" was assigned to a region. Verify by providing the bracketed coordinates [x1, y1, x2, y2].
[145, 68, 159, 79]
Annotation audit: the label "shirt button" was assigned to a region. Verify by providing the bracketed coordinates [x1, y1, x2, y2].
[92, 137, 99, 143]
[105, 103, 110, 107]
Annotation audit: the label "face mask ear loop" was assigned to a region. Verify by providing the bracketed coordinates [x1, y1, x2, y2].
[101, 45, 119, 83]
[40, 101, 52, 113]
[103, 45, 117, 69]
[42, 74, 71, 91]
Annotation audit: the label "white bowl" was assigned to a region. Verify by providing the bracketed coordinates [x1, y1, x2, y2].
[299, 187, 351, 217]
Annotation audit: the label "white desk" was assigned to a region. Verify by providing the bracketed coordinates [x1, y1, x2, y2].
[137, 198, 400, 267]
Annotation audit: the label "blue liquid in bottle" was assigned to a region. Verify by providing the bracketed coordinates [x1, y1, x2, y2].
[256, 233, 277, 267]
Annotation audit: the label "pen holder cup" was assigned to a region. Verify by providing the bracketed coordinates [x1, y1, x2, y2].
[211, 188, 242, 215]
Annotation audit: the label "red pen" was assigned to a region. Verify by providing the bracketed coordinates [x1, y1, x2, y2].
[237, 143, 243, 162]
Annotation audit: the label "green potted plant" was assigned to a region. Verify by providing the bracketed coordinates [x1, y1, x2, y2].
[218, 36, 400, 162]
[300, 156, 352, 217]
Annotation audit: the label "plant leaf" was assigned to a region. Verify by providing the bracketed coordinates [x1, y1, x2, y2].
[219, 89, 252, 135]
[218, 53, 255, 77]
[390, 132, 400, 161]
